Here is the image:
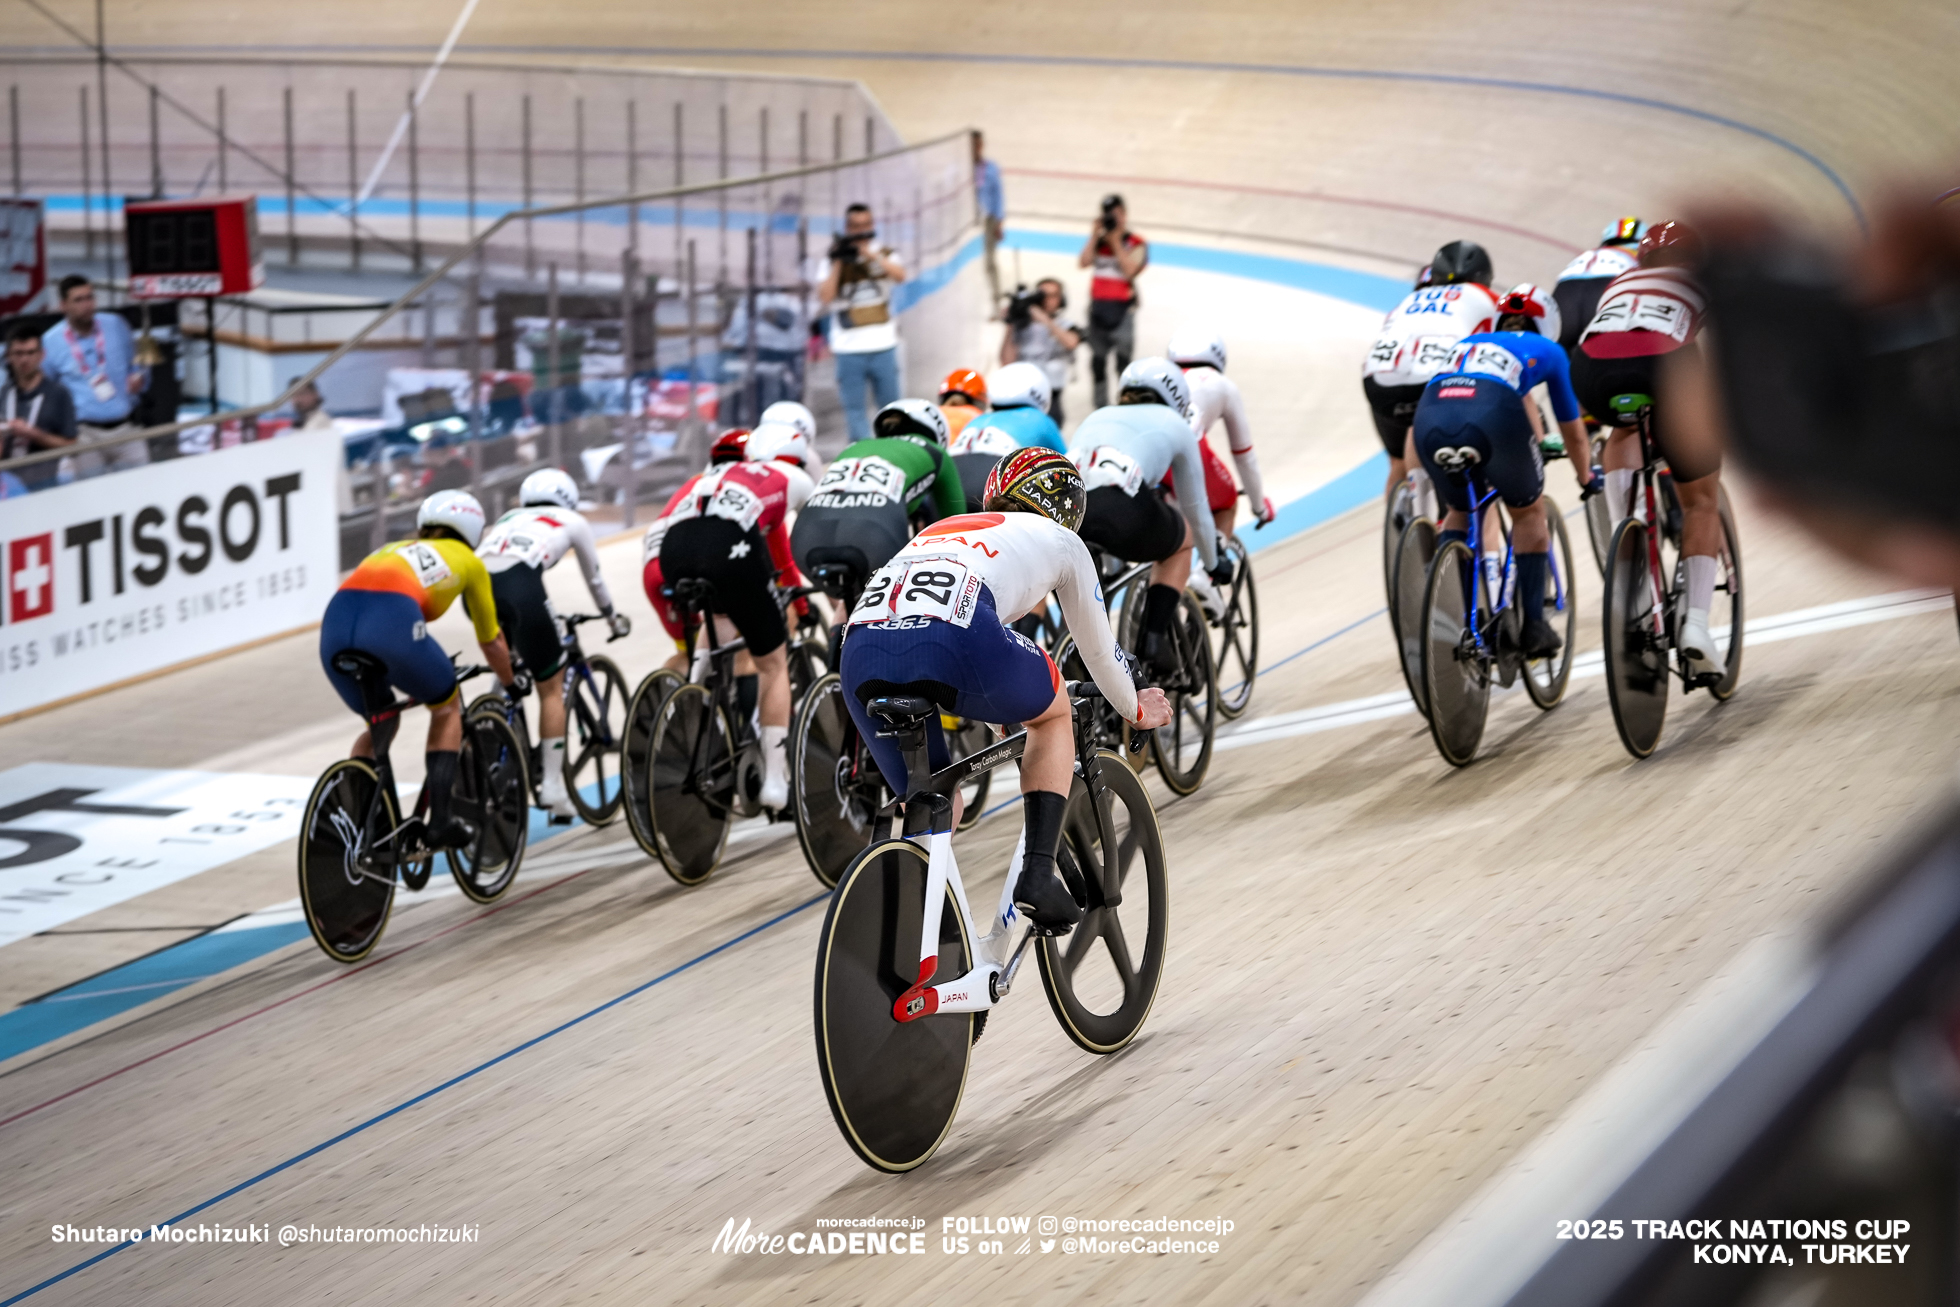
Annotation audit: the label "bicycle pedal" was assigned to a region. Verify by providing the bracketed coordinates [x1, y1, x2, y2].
[547, 813, 575, 827]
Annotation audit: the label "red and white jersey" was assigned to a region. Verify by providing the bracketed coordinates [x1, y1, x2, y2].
[641, 461, 802, 582]
[847, 512, 1141, 725]
[1363, 283, 1501, 386]
[1180, 365, 1267, 514]
[1555, 246, 1640, 284]
[1578, 266, 1707, 359]
[478, 505, 614, 613]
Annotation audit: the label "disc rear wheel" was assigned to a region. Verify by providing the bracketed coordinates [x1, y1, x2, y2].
[648, 682, 735, 885]
[1393, 517, 1437, 715]
[1419, 540, 1491, 767]
[1603, 517, 1670, 758]
[298, 759, 398, 963]
[814, 839, 974, 1173]
[623, 668, 682, 860]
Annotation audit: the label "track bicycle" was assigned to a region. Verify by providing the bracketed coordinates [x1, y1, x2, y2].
[789, 560, 999, 889]
[466, 613, 630, 826]
[623, 578, 828, 884]
[1414, 461, 1579, 767]
[1601, 404, 1744, 758]
[1056, 545, 1216, 795]
[1384, 467, 1443, 641]
[813, 680, 1166, 1174]
[1199, 532, 1259, 720]
[298, 656, 531, 963]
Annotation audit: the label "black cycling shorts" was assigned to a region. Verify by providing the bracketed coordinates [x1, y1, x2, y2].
[1553, 276, 1611, 351]
[1570, 343, 1721, 482]
[660, 515, 788, 657]
[1361, 374, 1426, 457]
[790, 499, 913, 593]
[1080, 484, 1185, 564]
[1412, 375, 1545, 511]
[952, 451, 1004, 514]
[488, 561, 568, 679]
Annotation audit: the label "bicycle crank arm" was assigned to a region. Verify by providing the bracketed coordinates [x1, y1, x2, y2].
[894, 960, 1003, 1021]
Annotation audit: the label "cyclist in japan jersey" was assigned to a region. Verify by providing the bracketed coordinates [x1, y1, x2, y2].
[477, 467, 630, 820]
[1166, 326, 1275, 538]
[323, 490, 519, 848]
[840, 448, 1171, 932]
[790, 398, 966, 595]
[1412, 284, 1597, 658]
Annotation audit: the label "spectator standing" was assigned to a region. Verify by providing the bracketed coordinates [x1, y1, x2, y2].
[974, 131, 1006, 305]
[41, 274, 148, 477]
[999, 277, 1083, 426]
[1078, 194, 1148, 409]
[817, 202, 908, 444]
[290, 378, 335, 431]
[2, 325, 77, 492]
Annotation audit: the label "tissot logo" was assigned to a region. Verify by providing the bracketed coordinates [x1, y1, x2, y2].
[1, 475, 301, 627]
[8, 534, 55, 622]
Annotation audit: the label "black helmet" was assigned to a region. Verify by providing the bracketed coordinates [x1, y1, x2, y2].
[1429, 240, 1494, 287]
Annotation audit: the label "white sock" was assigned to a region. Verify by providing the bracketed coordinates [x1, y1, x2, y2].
[539, 737, 568, 804]
[1605, 468, 1635, 522]
[1684, 554, 1718, 615]
[761, 724, 788, 788]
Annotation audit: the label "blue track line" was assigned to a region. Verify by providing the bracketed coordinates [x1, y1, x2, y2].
[0, 890, 830, 1307]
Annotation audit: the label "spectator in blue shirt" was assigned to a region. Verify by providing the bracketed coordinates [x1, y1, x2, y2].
[973, 131, 1005, 304]
[41, 274, 149, 477]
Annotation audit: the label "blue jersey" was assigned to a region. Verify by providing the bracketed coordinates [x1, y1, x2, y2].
[956, 406, 1066, 454]
[1434, 331, 1580, 422]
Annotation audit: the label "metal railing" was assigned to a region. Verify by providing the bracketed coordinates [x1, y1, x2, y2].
[2, 127, 984, 568]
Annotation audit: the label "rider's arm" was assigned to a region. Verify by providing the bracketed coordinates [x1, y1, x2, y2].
[1052, 545, 1143, 725]
[1167, 437, 1220, 570]
[566, 514, 616, 615]
[928, 445, 968, 522]
[453, 551, 518, 686]
[1534, 342, 1596, 483]
[1218, 380, 1271, 520]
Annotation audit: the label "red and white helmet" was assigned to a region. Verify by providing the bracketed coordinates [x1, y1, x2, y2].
[1495, 283, 1562, 344]
[748, 420, 813, 471]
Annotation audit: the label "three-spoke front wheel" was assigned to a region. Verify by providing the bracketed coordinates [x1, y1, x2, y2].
[790, 672, 884, 889]
[564, 654, 629, 826]
[447, 710, 530, 902]
[1211, 535, 1259, 719]
[1038, 752, 1169, 1054]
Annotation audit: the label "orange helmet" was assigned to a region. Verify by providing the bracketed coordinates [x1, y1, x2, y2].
[938, 367, 987, 408]
[709, 428, 751, 465]
[1638, 220, 1702, 268]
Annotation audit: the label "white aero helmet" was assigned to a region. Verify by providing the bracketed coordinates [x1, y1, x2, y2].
[872, 397, 952, 446]
[519, 466, 580, 512]
[1495, 283, 1563, 345]
[985, 361, 1052, 414]
[418, 489, 487, 548]
[1165, 327, 1227, 372]
[1117, 357, 1193, 419]
[748, 420, 813, 471]
[758, 400, 817, 447]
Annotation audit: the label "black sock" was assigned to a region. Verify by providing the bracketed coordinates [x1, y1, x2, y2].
[1141, 583, 1181, 637]
[1017, 790, 1068, 886]
[736, 674, 759, 725]
[425, 750, 460, 827]
[1516, 551, 1549, 624]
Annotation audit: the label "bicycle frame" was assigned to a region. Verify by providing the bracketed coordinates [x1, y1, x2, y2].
[1628, 411, 1674, 643]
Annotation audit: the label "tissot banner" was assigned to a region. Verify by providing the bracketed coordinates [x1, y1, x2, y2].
[0, 429, 339, 717]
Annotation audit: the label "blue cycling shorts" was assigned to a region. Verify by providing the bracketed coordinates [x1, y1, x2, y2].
[839, 586, 1060, 794]
[319, 588, 459, 714]
[1413, 374, 1546, 511]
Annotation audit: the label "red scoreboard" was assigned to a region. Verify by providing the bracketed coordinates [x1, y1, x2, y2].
[123, 194, 265, 299]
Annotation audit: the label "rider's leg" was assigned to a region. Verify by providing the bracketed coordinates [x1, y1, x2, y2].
[1509, 499, 1554, 644]
[424, 697, 470, 847]
[1141, 515, 1194, 671]
[1012, 687, 1080, 930]
[1675, 471, 1725, 671]
[752, 642, 792, 809]
[534, 668, 574, 817]
[1602, 426, 1641, 522]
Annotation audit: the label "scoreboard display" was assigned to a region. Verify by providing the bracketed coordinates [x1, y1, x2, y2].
[123, 195, 265, 299]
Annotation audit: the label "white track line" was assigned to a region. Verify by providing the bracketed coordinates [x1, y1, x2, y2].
[1218, 588, 1951, 754]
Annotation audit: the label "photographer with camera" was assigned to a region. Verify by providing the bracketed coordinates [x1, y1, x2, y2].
[1078, 194, 1149, 409]
[817, 202, 908, 444]
[1000, 277, 1083, 425]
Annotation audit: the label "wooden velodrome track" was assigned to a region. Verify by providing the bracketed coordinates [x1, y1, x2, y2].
[6, 2, 1960, 1302]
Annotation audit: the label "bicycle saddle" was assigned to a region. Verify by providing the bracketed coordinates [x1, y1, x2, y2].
[666, 577, 717, 612]
[330, 649, 387, 680]
[808, 556, 868, 600]
[865, 694, 937, 727]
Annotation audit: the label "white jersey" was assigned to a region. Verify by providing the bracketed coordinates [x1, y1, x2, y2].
[847, 512, 1142, 725]
[478, 506, 614, 614]
[1363, 283, 1500, 387]
[1181, 364, 1268, 512]
[1555, 246, 1640, 284]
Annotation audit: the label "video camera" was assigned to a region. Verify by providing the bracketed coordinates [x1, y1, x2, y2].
[1004, 284, 1044, 329]
[828, 230, 874, 264]
[1098, 193, 1124, 234]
